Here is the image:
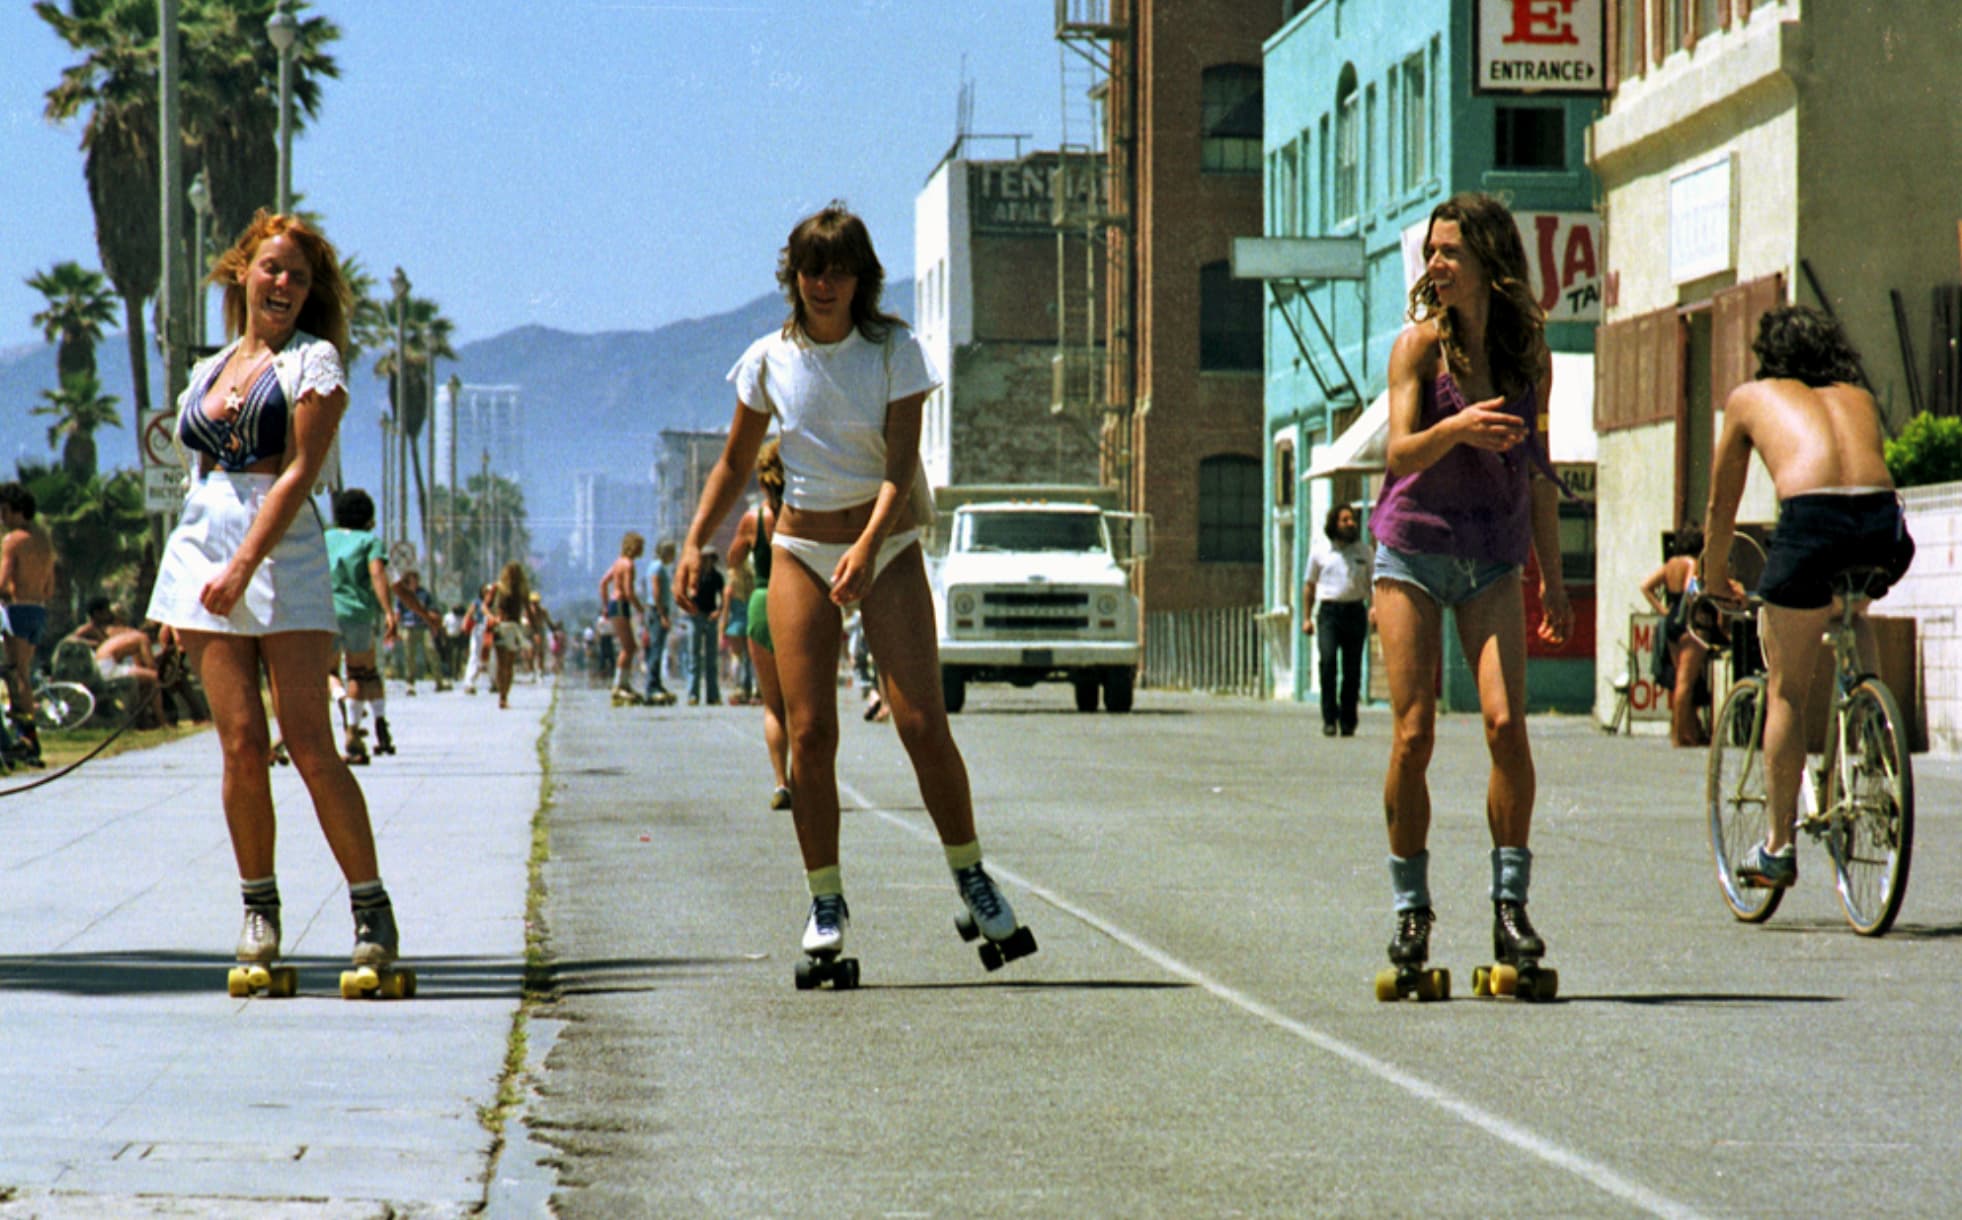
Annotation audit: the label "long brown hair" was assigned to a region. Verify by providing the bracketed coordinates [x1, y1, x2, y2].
[755, 436, 785, 507]
[495, 561, 530, 620]
[776, 202, 906, 343]
[1405, 193, 1546, 399]
[210, 210, 351, 356]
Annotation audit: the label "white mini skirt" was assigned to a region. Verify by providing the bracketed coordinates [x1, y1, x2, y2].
[147, 471, 338, 636]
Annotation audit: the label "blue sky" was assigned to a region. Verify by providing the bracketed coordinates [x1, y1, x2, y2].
[2, 0, 1068, 351]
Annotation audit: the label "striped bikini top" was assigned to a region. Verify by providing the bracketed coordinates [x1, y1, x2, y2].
[179, 359, 288, 471]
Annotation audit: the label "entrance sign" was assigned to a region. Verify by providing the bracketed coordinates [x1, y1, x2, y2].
[1475, 0, 1607, 96]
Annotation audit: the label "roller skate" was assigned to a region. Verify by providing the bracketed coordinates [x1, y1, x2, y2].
[769, 785, 793, 811]
[343, 725, 371, 766]
[793, 894, 859, 990]
[1472, 901, 1558, 1001]
[227, 903, 297, 998]
[372, 717, 396, 756]
[7, 716, 44, 768]
[269, 739, 291, 766]
[952, 863, 1038, 971]
[647, 689, 677, 706]
[611, 686, 647, 707]
[341, 900, 415, 999]
[1374, 906, 1449, 1002]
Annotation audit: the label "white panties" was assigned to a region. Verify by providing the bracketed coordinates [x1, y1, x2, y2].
[773, 529, 921, 600]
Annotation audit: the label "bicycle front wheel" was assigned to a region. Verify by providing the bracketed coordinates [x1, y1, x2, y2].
[1827, 678, 1914, 936]
[34, 682, 95, 732]
[1708, 677, 1781, 923]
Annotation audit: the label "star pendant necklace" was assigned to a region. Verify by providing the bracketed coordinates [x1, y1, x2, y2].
[218, 348, 272, 423]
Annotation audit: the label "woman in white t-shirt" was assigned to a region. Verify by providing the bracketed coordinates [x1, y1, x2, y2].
[676, 204, 1036, 985]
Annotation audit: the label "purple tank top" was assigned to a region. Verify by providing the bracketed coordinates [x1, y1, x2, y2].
[1371, 374, 1545, 567]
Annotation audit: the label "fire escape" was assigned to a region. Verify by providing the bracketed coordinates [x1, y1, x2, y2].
[1052, 0, 1133, 509]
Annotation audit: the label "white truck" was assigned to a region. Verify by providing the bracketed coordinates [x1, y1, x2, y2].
[928, 485, 1149, 714]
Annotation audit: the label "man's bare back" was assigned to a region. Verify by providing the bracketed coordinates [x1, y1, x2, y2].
[1721, 379, 1894, 501]
[0, 519, 55, 606]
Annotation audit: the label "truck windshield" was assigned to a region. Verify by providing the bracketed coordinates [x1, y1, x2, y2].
[961, 512, 1105, 553]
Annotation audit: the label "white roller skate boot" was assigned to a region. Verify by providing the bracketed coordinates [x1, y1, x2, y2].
[952, 863, 1038, 971]
[227, 904, 296, 997]
[342, 900, 415, 999]
[795, 894, 858, 990]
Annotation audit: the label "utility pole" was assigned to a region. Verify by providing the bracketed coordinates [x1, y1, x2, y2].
[158, 0, 186, 415]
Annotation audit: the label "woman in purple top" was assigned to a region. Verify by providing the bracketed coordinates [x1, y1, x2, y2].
[1371, 194, 1572, 997]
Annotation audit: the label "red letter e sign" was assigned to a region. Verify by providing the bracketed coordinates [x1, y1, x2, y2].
[1508, 0, 1580, 45]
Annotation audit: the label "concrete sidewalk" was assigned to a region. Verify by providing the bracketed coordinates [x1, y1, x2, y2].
[0, 675, 550, 1218]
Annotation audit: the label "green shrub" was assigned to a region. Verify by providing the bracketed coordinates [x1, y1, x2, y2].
[1884, 412, 1962, 488]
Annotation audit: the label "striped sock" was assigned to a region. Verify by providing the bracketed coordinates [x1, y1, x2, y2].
[241, 875, 279, 911]
[349, 879, 390, 912]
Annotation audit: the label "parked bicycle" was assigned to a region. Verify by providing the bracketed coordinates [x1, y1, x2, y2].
[0, 666, 95, 734]
[1700, 565, 1914, 936]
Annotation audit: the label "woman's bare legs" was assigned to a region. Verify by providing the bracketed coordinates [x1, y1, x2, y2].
[750, 636, 790, 790]
[767, 550, 845, 870]
[859, 545, 976, 848]
[1670, 637, 1710, 747]
[183, 630, 378, 884]
[1450, 572, 1534, 849]
[1374, 580, 1442, 859]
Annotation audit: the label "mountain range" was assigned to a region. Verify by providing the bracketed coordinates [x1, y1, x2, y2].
[1, 281, 909, 548]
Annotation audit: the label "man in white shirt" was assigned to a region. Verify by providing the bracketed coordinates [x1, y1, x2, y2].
[1303, 502, 1374, 737]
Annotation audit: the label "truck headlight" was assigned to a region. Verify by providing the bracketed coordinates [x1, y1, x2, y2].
[1096, 594, 1117, 615]
[954, 593, 975, 615]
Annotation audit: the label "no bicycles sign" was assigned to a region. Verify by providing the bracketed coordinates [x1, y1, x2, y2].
[140, 410, 177, 469]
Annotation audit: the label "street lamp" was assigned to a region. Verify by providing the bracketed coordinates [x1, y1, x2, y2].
[266, 1, 299, 215]
[390, 266, 411, 544]
[186, 171, 213, 348]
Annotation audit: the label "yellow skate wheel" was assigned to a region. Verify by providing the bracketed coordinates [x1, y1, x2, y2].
[268, 966, 299, 998]
[341, 966, 378, 999]
[1490, 964, 1519, 997]
[1472, 966, 1493, 997]
[1374, 968, 1400, 1002]
[381, 969, 415, 999]
[1426, 968, 1451, 1001]
[227, 967, 253, 997]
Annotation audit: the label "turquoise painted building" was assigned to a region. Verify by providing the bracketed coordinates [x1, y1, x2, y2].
[1256, 0, 1606, 713]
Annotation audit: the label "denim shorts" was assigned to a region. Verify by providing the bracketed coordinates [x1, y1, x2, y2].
[1373, 543, 1518, 608]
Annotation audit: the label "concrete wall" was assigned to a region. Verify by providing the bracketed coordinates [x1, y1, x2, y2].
[1876, 482, 1962, 756]
[949, 344, 1099, 487]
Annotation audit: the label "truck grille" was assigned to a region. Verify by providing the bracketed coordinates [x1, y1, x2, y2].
[980, 589, 1090, 631]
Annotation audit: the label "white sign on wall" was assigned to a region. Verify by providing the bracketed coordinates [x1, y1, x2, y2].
[1669, 154, 1736, 284]
[1401, 212, 1603, 322]
[1475, 0, 1607, 95]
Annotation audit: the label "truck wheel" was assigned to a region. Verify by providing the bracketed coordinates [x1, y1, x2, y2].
[1073, 677, 1100, 713]
[1102, 666, 1134, 713]
[941, 666, 966, 714]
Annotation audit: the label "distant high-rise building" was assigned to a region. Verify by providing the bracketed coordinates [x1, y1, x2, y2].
[570, 471, 657, 582]
[435, 383, 524, 490]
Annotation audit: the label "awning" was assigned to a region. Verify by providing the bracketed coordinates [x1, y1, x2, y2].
[1301, 352, 1596, 479]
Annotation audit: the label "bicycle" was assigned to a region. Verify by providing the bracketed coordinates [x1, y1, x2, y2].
[1701, 566, 1914, 936]
[1, 667, 96, 734]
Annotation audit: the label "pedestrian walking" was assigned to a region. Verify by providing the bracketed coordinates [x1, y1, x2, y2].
[324, 488, 399, 762]
[675, 202, 1034, 984]
[145, 209, 406, 987]
[486, 561, 532, 710]
[687, 546, 723, 707]
[1638, 525, 1709, 748]
[1699, 305, 1915, 889]
[460, 583, 494, 695]
[1370, 193, 1572, 999]
[390, 568, 445, 694]
[1302, 502, 1373, 737]
[727, 439, 792, 810]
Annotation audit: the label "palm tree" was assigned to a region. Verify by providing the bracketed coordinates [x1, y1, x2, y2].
[341, 255, 387, 372]
[27, 261, 120, 384]
[37, 0, 163, 439]
[34, 371, 125, 482]
[372, 296, 459, 552]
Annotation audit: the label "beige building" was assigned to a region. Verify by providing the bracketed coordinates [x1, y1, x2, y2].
[1586, 0, 1961, 725]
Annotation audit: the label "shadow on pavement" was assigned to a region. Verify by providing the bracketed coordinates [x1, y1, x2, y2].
[854, 979, 1195, 993]
[953, 708, 1188, 718]
[1556, 993, 1842, 1006]
[544, 954, 773, 996]
[0, 950, 523, 999]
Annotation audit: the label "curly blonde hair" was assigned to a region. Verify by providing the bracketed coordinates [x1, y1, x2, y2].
[210, 210, 351, 356]
[1405, 193, 1546, 400]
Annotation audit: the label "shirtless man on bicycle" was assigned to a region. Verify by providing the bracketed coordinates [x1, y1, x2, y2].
[1699, 306, 1915, 888]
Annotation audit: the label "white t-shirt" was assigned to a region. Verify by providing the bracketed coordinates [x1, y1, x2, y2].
[727, 325, 940, 511]
[1306, 537, 1373, 605]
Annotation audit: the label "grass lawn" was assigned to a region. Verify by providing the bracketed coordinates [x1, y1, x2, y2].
[29, 718, 211, 771]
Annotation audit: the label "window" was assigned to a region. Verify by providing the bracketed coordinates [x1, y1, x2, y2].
[1398, 53, 1428, 193]
[1202, 65, 1262, 174]
[1494, 106, 1566, 172]
[1363, 84, 1377, 210]
[1297, 129, 1314, 232]
[1656, 0, 1684, 61]
[1334, 67, 1359, 223]
[1199, 260, 1262, 372]
[1616, 0, 1645, 81]
[1318, 114, 1331, 228]
[1279, 141, 1299, 234]
[1198, 455, 1262, 563]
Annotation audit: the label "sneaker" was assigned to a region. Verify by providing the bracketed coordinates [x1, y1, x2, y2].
[953, 862, 1018, 942]
[770, 785, 793, 811]
[1737, 841, 1797, 889]
[802, 894, 849, 955]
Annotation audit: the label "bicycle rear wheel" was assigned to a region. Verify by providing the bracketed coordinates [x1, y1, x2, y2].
[1827, 678, 1913, 936]
[1708, 677, 1781, 922]
[34, 681, 95, 732]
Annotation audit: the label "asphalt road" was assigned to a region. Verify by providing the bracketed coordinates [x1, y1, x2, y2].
[530, 680, 1962, 1218]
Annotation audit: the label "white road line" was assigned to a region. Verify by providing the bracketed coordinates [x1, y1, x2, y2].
[841, 778, 1706, 1220]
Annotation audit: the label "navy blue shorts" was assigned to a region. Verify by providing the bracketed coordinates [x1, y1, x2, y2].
[1757, 491, 1914, 610]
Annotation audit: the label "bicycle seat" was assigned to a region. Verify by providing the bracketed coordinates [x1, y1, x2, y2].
[1829, 566, 1895, 601]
